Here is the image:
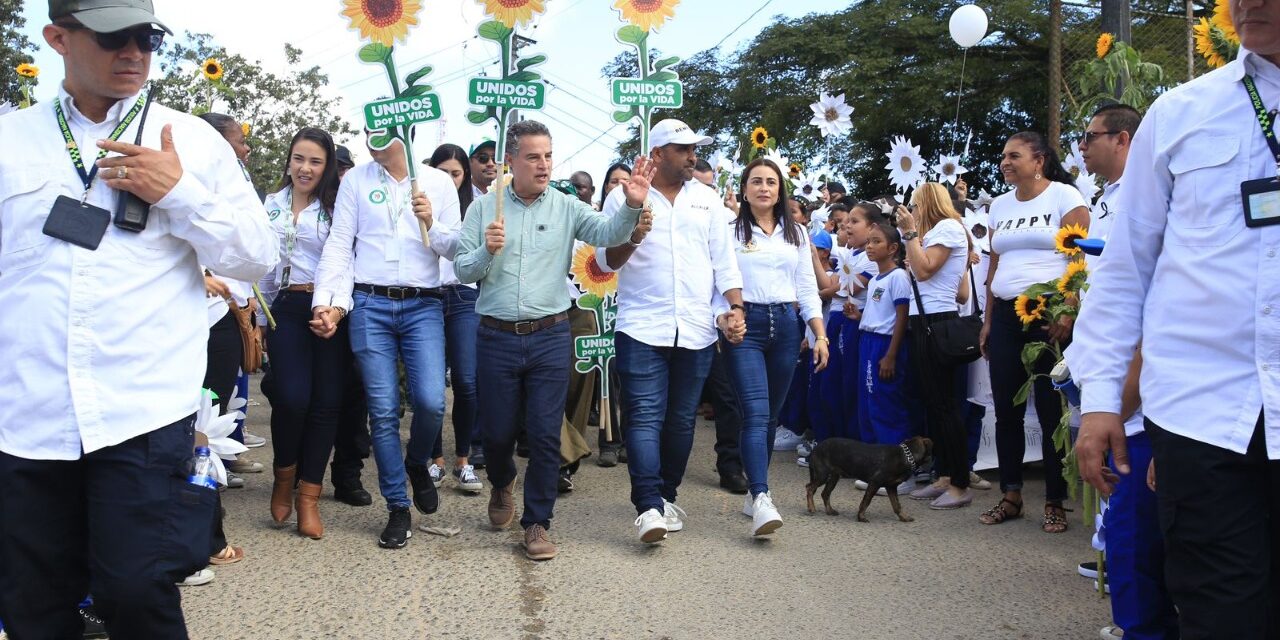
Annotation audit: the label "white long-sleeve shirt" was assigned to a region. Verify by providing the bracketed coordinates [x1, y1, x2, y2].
[1073, 50, 1280, 458]
[596, 181, 743, 350]
[258, 186, 332, 306]
[718, 217, 822, 323]
[0, 86, 277, 460]
[312, 161, 460, 311]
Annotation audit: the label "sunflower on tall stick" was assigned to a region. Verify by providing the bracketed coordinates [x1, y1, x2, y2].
[15, 63, 38, 109]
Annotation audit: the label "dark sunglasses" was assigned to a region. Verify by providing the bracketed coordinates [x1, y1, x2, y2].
[1082, 130, 1120, 144]
[472, 153, 494, 164]
[57, 22, 166, 53]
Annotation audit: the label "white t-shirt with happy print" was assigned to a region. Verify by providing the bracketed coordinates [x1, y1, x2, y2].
[988, 181, 1087, 300]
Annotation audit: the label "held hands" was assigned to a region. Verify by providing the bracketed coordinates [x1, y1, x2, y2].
[1077, 412, 1129, 496]
[630, 206, 654, 244]
[97, 124, 184, 204]
[718, 309, 746, 344]
[484, 219, 506, 255]
[412, 191, 433, 231]
[309, 306, 342, 339]
[622, 156, 658, 208]
[204, 275, 231, 300]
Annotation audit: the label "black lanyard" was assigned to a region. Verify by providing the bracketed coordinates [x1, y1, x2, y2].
[53, 93, 148, 198]
[1243, 76, 1280, 175]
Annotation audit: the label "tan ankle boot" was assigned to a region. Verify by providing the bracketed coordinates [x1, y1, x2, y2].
[271, 464, 297, 524]
[296, 481, 324, 539]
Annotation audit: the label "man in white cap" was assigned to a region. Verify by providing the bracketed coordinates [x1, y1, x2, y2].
[597, 118, 746, 543]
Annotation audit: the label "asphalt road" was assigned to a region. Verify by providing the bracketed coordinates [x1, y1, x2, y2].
[183, 394, 1112, 640]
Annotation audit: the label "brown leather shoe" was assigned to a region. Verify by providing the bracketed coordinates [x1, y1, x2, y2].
[488, 481, 515, 530]
[523, 524, 557, 561]
[296, 481, 324, 539]
[271, 464, 297, 524]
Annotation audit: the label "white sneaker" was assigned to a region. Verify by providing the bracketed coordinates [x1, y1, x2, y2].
[796, 456, 809, 468]
[226, 472, 245, 489]
[751, 492, 783, 536]
[635, 508, 668, 543]
[428, 463, 444, 488]
[772, 428, 804, 451]
[663, 500, 686, 532]
[242, 432, 267, 448]
[452, 464, 483, 492]
[969, 471, 993, 490]
[1100, 624, 1123, 639]
[854, 479, 870, 491]
[177, 568, 215, 587]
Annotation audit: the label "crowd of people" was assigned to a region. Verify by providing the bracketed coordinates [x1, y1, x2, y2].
[2, 0, 1279, 639]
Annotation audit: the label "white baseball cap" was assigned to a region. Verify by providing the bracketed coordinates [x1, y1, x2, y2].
[649, 119, 712, 151]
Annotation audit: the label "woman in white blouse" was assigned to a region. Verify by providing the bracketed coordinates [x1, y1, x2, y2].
[978, 131, 1089, 533]
[258, 128, 347, 540]
[722, 158, 828, 537]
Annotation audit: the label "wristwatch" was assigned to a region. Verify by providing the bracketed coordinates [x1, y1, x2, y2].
[903, 230, 920, 242]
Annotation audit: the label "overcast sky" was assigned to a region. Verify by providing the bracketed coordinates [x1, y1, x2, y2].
[19, 0, 852, 187]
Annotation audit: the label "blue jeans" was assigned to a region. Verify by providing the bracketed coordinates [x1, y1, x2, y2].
[723, 303, 803, 496]
[347, 291, 447, 511]
[616, 332, 714, 515]
[433, 285, 479, 460]
[475, 320, 571, 530]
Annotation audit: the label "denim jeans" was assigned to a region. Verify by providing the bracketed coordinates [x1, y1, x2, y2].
[433, 285, 479, 460]
[616, 332, 714, 515]
[347, 291, 447, 511]
[475, 320, 571, 530]
[722, 302, 803, 496]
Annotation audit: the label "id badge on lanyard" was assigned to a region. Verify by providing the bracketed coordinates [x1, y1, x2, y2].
[1241, 76, 1280, 227]
[380, 170, 406, 262]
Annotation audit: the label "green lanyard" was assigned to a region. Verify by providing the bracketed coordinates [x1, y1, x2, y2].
[1243, 75, 1280, 176]
[53, 94, 148, 201]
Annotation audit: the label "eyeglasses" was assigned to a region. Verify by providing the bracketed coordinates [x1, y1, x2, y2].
[57, 22, 166, 53]
[1082, 130, 1121, 144]
[472, 153, 494, 164]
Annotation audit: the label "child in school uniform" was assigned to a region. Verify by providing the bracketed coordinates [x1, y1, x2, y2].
[837, 203, 884, 442]
[856, 221, 914, 495]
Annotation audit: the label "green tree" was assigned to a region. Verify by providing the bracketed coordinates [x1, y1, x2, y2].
[151, 33, 356, 192]
[1, 0, 37, 106]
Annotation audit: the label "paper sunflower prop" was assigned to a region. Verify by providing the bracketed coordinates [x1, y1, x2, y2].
[932, 154, 968, 185]
[1095, 33, 1114, 59]
[201, 58, 224, 82]
[570, 243, 617, 299]
[750, 126, 769, 150]
[15, 63, 38, 79]
[885, 136, 925, 194]
[343, 0, 423, 47]
[1056, 259, 1089, 296]
[809, 92, 853, 138]
[194, 390, 249, 487]
[1055, 224, 1089, 257]
[478, 0, 545, 29]
[613, 0, 679, 33]
[1014, 295, 1047, 326]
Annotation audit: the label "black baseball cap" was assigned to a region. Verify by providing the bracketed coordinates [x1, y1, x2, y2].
[335, 145, 354, 169]
[50, 0, 172, 34]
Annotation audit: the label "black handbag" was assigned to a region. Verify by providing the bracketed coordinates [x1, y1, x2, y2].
[908, 264, 983, 366]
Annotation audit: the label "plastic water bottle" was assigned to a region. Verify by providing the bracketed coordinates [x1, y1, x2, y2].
[188, 446, 219, 489]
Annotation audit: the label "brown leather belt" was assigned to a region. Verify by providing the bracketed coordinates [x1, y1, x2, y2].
[284, 284, 315, 293]
[480, 312, 569, 336]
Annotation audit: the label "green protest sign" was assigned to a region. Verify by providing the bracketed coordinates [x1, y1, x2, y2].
[610, 78, 683, 109]
[467, 78, 546, 110]
[363, 94, 442, 131]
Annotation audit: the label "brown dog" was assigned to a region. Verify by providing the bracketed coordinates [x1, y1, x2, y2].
[805, 436, 933, 522]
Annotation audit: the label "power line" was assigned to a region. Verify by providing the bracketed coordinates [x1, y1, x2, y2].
[560, 122, 626, 166]
[710, 0, 777, 52]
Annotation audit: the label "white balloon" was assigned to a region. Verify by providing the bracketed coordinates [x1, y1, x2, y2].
[949, 4, 988, 49]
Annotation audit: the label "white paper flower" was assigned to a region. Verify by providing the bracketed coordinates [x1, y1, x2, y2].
[792, 172, 820, 199]
[194, 389, 248, 487]
[885, 136, 925, 194]
[0, 102, 16, 116]
[974, 188, 995, 210]
[809, 92, 854, 138]
[836, 252, 861, 293]
[810, 204, 831, 227]
[761, 148, 789, 176]
[1062, 140, 1087, 179]
[1075, 169, 1101, 203]
[1091, 497, 1110, 552]
[932, 154, 968, 185]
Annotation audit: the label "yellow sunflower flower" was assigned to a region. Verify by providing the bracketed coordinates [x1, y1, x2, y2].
[1195, 18, 1228, 69]
[343, 0, 423, 47]
[1211, 0, 1238, 43]
[1095, 33, 1113, 59]
[570, 243, 617, 298]
[751, 126, 769, 150]
[478, 0, 546, 30]
[1055, 224, 1088, 257]
[241, 122, 251, 137]
[613, 0, 680, 32]
[1056, 259, 1089, 296]
[789, 163, 802, 178]
[1014, 295, 1046, 326]
[15, 63, 38, 79]
[202, 58, 224, 82]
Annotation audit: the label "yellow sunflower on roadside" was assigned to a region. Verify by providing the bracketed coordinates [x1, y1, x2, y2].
[1055, 223, 1088, 257]
[202, 58, 223, 82]
[342, 0, 423, 47]
[613, 0, 680, 32]
[15, 63, 38, 78]
[1095, 33, 1113, 59]
[751, 126, 769, 149]
[570, 243, 617, 299]
[478, 0, 546, 29]
[1056, 259, 1089, 296]
[1014, 295, 1047, 326]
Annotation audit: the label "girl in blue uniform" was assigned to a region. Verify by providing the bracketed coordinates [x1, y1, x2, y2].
[856, 222, 912, 450]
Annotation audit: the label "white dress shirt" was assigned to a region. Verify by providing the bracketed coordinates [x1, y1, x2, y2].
[595, 181, 743, 350]
[0, 86, 277, 460]
[258, 186, 331, 305]
[439, 189, 475, 289]
[313, 161, 460, 311]
[718, 216, 823, 323]
[1073, 50, 1280, 458]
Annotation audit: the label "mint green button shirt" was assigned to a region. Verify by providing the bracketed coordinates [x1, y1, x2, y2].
[455, 186, 641, 321]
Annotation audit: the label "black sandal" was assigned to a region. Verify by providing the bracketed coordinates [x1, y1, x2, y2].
[979, 497, 1023, 525]
[1042, 503, 1071, 533]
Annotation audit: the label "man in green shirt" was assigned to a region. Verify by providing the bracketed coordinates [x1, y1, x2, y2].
[455, 120, 653, 560]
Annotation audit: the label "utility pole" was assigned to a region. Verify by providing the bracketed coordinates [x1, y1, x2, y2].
[1049, 0, 1062, 149]
[1100, 0, 1132, 44]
